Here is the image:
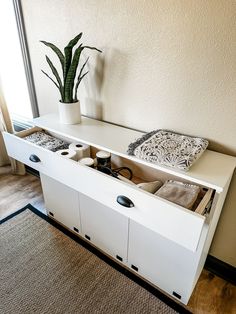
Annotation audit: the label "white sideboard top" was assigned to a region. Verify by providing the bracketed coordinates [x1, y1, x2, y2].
[33, 114, 236, 192]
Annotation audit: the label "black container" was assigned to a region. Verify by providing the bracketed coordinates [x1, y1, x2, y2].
[96, 151, 111, 173]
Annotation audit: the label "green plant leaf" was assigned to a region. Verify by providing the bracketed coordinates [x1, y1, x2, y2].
[41, 70, 63, 101]
[45, 56, 64, 101]
[64, 33, 83, 82]
[41, 34, 101, 103]
[40, 41, 65, 76]
[74, 57, 89, 100]
[64, 46, 84, 102]
[67, 33, 83, 48]
[41, 70, 60, 89]
[78, 57, 89, 78]
[83, 46, 102, 53]
[74, 71, 89, 101]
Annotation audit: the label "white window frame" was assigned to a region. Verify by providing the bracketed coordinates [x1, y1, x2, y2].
[13, 0, 39, 128]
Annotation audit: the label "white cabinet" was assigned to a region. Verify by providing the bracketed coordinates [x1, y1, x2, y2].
[128, 219, 205, 304]
[2, 113, 236, 305]
[79, 193, 129, 262]
[40, 173, 81, 234]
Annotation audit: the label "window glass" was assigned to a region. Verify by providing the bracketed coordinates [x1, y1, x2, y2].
[0, 1, 33, 123]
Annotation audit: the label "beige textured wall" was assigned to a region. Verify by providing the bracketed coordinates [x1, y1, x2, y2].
[21, 0, 236, 266]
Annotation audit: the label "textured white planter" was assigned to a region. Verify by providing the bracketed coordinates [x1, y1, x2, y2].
[58, 101, 81, 124]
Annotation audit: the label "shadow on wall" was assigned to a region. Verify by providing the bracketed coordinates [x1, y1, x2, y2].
[208, 141, 236, 157]
[81, 48, 130, 121]
[84, 98, 103, 120]
[82, 52, 105, 120]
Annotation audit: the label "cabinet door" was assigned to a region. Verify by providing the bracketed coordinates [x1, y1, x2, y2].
[79, 193, 128, 262]
[40, 173, 81, 234]
[128, 219, 199, 304]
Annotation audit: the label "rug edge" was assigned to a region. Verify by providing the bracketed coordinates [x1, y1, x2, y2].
[0, 203, 31, 224]
[1, 203, 192, 314]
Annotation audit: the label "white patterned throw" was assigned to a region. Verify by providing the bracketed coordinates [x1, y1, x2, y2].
[127, 130, 208, 171]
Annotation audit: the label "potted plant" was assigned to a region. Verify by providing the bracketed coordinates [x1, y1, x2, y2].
[41, 33, 102, 124]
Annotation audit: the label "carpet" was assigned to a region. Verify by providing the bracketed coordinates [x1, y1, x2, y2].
[0, 204, 191, 314]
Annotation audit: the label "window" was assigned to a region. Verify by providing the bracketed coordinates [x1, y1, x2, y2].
[0, 0, 38, 129]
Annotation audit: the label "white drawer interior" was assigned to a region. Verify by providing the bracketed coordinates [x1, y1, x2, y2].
[8, 126, 215, 218]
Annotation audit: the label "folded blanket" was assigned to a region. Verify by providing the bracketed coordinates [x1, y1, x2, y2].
[127, 130, 208, 171]
[24, 131, 69, 152]
[155, 180, 200, 209]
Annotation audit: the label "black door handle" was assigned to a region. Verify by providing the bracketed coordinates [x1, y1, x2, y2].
[29, 154, 41, 163]
[117, 195, 134, 208]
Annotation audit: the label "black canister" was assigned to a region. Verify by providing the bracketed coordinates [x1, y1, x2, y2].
[96, 151, 111, 173]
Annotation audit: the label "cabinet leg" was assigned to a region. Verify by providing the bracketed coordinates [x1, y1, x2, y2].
[131, 264, 139, 272]
[85, 234, 91, 241]
[116, 255, 123, 262]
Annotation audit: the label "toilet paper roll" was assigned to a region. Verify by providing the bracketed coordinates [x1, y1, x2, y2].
[78, 157, 94, 167]
[69, 142, 90, 160]
[56, 149, 77, 161]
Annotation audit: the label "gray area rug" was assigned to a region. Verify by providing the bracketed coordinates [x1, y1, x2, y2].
[0, 206, 183, 314]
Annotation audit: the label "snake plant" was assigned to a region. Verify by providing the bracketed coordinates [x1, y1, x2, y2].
[41, 33, 102, 103]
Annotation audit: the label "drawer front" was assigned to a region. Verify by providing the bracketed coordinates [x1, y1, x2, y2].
[3, 130, 205, 252]
[3, 130, 52, 173]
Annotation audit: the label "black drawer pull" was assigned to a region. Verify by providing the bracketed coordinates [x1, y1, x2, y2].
[49, 211, 54, 217]
[131, 264, 138, 272]
[29, 154, 41, 163]
[85, 234, 91, 241]
[116, 195, 134, 208]
[73, 227, 79, 233]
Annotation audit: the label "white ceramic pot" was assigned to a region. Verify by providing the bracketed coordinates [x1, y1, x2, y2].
[58, 100, 81, 124]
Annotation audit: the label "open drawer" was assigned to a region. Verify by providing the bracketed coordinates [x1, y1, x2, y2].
[3, 127, 214, 252]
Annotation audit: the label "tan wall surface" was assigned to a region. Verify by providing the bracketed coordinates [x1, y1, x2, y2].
[21, 0, 236, 266]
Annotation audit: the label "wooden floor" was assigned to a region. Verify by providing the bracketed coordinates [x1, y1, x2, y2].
[0, 166, 235, 314]
[0, 166, 46, 219]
